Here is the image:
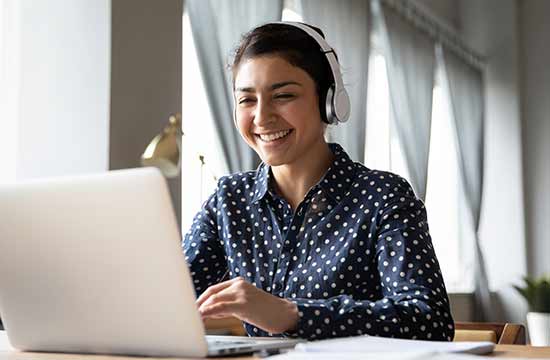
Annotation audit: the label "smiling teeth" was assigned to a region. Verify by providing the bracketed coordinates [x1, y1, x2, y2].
[259, 130, 291, 142]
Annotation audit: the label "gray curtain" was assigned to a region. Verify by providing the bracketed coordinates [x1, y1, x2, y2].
[438, 45, 490, 320]
[373, 0, 435, 200]
[299, 0, 370, 162]
[186, 0, 283, 172]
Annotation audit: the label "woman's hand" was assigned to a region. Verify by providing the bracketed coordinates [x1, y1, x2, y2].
[196, 277, 299, 334]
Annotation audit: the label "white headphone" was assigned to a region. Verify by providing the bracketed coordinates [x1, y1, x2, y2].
[277, 21, 350, 125]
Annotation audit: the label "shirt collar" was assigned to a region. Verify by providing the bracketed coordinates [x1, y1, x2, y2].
[251, 162, 271, 204]
[319, 143, 357, 203]
[251, 143, 357, 204]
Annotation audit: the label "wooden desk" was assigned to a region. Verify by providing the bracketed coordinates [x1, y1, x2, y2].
[0, 345, 550, 359]
[491, 344, 550, 358]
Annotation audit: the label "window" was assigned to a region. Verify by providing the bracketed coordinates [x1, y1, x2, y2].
[181, 11, 223, 233]
[282, 0, 303, 21]
[365, 42, 471, 293]
[364, 36, 409, 189]
[425, 71, 471, 292]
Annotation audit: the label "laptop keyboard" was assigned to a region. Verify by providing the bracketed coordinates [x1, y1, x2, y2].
[206, 336, 300, 356]
[207, 338, 259, 347]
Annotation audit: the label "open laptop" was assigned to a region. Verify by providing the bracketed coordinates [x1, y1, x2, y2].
[0, 168, 301, 357]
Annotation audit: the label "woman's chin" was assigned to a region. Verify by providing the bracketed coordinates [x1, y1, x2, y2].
[260, 156, 287, 167]
[256, 146, 292, 167]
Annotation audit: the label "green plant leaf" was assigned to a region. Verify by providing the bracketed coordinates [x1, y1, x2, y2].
[513, 274, 550, 312]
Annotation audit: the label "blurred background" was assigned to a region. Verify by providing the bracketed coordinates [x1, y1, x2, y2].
[0, 0, 548, 327]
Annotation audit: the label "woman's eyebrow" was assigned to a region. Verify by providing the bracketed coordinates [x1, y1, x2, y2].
[235, 81, 302, 93]
[270, 81, 301, 90]
[235, 86, 254, 93]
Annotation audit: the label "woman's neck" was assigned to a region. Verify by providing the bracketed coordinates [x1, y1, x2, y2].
[271, 142, 334, 210]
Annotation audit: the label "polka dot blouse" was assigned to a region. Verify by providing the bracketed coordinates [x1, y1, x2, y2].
[183, 143, 454, 341]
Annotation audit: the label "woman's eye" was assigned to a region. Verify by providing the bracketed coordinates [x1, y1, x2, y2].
[238, 98, 255, 105]
[274, 93, 295, 100]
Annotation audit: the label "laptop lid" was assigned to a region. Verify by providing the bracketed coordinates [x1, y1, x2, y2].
[0, 168, 209, 357]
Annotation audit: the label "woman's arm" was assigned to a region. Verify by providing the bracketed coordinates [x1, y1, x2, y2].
[287, 196, 454, 341]
[182, 189, 228, 297]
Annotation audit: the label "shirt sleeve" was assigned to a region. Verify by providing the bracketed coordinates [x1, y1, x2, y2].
[182, 188, 228, 297]
[286, 185, 455, 341]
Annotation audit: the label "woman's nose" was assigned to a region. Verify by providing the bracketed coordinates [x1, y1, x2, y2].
[253, 100, 275, 126]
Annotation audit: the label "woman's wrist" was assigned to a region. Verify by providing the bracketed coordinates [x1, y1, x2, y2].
[279, 298, 299, 333]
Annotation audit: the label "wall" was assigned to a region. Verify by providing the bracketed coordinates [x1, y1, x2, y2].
[110, 0, 183, 223]
[519, 0, 550, 278]
[16, 0, 110, 179]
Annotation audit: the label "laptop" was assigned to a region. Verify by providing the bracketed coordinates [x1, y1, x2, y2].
[0, 168, 301, 357]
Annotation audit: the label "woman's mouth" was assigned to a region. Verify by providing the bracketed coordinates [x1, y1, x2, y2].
[256, 129, 293, 142]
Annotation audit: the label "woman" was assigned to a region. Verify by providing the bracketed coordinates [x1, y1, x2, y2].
[183, 22, 454, 341]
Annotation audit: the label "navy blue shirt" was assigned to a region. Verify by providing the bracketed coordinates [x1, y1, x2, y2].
[183, 143, 454, 341]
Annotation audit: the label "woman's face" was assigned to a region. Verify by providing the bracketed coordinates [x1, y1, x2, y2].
[234, 55, 326, 167]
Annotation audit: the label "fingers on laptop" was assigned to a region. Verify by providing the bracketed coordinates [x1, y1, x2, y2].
[196, 277, 238, 307]
[199, 301, 237, 318]
[197, 278, 248, 313]
[196, 277, 244, 308]
[198, 277, 257, 318]
[197, 277, 300, 334]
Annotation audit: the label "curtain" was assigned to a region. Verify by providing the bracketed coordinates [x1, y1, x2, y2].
[299, 0, 370, 162]
[372, 0, 435, 200]
[438, 44, 490, 320]
[186, 0, 283, 173]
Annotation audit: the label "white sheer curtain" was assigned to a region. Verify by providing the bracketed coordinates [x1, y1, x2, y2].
[0, 0, 20, 184]
[372, 0, 435, 200]
[438, 44, 490, 319]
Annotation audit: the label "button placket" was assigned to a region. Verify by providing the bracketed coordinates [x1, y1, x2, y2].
[268, 196, 293, 295]
[281, 202, 312, 295]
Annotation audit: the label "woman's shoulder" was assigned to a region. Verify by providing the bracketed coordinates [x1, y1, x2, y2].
[329, 143, 414, 199]
[214, 167, 264, 198]
[217, 170, 258, 185]
[352, 163, 417, 202]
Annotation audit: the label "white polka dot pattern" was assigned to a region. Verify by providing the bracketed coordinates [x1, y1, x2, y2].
[182, 143, 454, 341]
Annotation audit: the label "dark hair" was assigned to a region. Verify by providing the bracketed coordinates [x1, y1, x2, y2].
[230, 23, 335, 123]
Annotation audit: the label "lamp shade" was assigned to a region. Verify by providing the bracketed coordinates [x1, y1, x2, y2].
[141, 114, 182, 178]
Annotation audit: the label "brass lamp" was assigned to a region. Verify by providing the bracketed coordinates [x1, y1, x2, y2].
[141, 113, 182, 178]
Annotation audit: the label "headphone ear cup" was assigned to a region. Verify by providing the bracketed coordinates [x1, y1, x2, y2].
[325, 85, 351, 125]
[325, 85, 336, 125]
[334, 88, 351, 123]
[319, 86, 330, 124]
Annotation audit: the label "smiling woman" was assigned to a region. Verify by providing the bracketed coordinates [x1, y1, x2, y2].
[233, 56, 331, 205]
[182, 22, 454, 341]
